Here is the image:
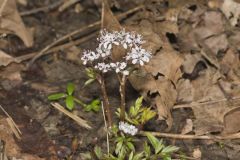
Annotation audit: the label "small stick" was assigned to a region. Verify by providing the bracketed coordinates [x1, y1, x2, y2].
[58, 0, 81, 12]
[20, 0, 64, 16]
[173, 96, 240, 109]
[51, 102, 91, 129]
[101, 102, 110, 155]
[16, 32, 96, 62]
[27, 5, 144, 67]
[0, 105, 22, 137]
[6, 118, 21, 140]
[139, 131, 240, 140]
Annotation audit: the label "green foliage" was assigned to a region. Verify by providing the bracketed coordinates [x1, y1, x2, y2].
[117, 96, 156, 125]
[84, 99, 101, 112]
[85, 68, 96, 86]
[48, 82, 100, 112]
[145, 132, 179, 160]
[91, 132, 179, 160]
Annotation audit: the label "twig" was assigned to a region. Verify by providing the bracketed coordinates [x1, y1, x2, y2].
[0, 105, 22, 139]
[6, 118, 21, 140]
[51, 102, 91, 129]
[58, 0, 81, 12]
[16, 32, 97, 62]
[173, 96, 240, 109]
[20, 0, 64, 16]
[27, 5, 144, 67]
[139, 131, 240, 140]
[101, 102, 110, 155]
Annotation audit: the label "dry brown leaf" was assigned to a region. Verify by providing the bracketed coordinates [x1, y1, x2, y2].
[181, 119, 193, 134]
[204, 34, 228, 56]
[221, 0, 240, 26]
[176, 79, 193, 103]
[0, 117, 44, 160]
[192, 148, 202, 160]
[223, 107, 240, 134]
[0, 0, 33, 47]
[101, 0, 123, 60]
[128, 21, 183, 128]
[0, 50, 20, 66]
[192, 98, 240, 135]
[0, 63, 24, 82]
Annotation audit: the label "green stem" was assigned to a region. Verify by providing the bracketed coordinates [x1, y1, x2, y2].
[74, 97, 87, 107]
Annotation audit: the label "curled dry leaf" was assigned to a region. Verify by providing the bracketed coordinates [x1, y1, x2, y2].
[0, 50, 20, 66]
[221, 0, 240, 26]
[181, 119, 193, 134]
[128, 21, 183, 128]
[0, 117, 44, 160]
[0, 0, 33, 47]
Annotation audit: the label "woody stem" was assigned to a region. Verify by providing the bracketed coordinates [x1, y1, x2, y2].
[118, 74, 126, 121]
[97, 74, 113, 127]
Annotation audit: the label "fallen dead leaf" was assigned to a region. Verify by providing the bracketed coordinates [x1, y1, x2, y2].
[0, 117, 44, 160]
[0, 0, 33, 47]
[181, 119, 193, 134]
[221, 0, 240, 26]
[0, 50, 20, 66]
[223, 107, 240, 134]
[192, 148, 202, 160]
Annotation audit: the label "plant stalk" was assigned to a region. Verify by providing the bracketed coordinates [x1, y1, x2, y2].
[118, 74, 126, 121]
[96, 74, 113, 127]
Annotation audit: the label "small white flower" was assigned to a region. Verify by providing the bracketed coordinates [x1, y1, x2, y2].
[81, 50, 100, 65]
[119, 121, 138, 136]
[110, 62, 127, 73]
[126, 46, 151, 66]
[94, 63, 111, 73]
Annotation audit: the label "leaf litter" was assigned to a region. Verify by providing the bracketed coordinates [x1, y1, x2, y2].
[0, 0, 240, 159]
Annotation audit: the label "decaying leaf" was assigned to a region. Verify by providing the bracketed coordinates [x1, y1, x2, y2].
[0, 117, 44, 160]
[221, 0, 240, 26]
[0, 50, 20, 66]
[181, 119, 193, 134]
[0, 0, 33, 47]
[128, 21, 183, 129]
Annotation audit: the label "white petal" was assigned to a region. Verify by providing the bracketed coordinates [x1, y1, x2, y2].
[132, 59, 138, 64]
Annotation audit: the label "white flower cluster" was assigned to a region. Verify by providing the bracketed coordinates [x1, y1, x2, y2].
[119, 121, 138, 136]
[81, 29, 152, 75]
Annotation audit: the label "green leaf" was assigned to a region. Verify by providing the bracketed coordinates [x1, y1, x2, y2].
[92, 104, 100, 112]
[115, 141, 123, 155]
[94, 146, 103, 159]
[145, 132, 163, 154]
[84, 78, 95, 86]
[85, 68, 96, 79]
[141, 108, 156, 124]
[91, 99, 100, 106]
[66, 95, 74, 110]
[126, 142, 135, 152]
[135, 97, 143, 111]
[144, 142, 151, 157]
[133, 152, 144, 160]
[161, 146, 179, 154]
[67, 83, 75, 95]
[129, 151, 134, 160]
[48, 93, 66, 100]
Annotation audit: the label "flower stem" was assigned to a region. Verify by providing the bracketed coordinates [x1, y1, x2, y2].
[96, 74, 113, 127]
[118, 74, 126, 121]
[73, 97, 87, 108]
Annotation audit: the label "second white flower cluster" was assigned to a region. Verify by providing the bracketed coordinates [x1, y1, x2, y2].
[119, 121, 138, 136]
[81, 29, 152, 75]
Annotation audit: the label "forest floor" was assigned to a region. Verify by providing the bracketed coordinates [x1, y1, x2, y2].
[1, 0, 240, 159]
